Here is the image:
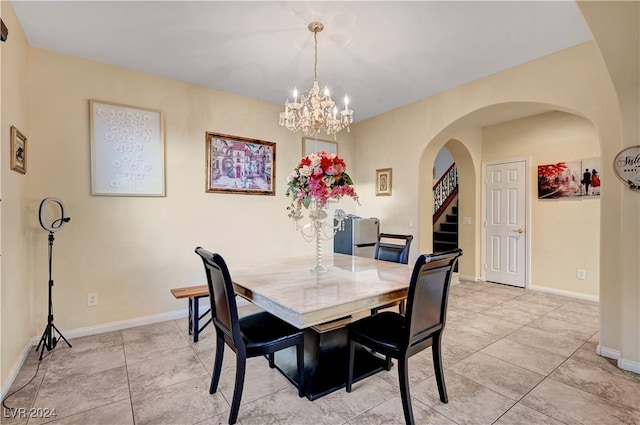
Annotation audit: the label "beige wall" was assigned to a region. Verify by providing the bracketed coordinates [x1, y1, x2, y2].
[482, 112, 600, 297]
[24, 47, 357, 338]
[1, 1, 32, 390]
[354, 42, 616, 283]
[577, 0, 639, 372]
[353, 37, 635, 370]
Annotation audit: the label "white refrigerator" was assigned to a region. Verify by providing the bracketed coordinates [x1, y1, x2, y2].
[333, 217, 380, 258]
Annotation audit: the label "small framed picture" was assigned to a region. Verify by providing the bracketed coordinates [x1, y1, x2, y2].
[376, 168, 392, 196]
[10, 126, 27, 174]
[206, 132, 276, 195]
[302, 137, 337, 156]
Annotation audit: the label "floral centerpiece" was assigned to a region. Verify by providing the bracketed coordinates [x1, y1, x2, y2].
[286, 151, 359, 273]
[286, 151, 358, 215]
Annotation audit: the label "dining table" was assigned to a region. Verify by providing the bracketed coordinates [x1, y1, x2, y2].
[231, 252, 413, 400]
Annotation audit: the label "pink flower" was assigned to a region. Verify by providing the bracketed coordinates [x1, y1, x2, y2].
[286, 151, 359, 214]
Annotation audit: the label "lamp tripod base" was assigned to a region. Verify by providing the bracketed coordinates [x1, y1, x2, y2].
[36, 316, 71, 361]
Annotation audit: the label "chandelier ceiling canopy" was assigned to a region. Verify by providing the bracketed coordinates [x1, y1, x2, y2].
[279, 22, 354, 139]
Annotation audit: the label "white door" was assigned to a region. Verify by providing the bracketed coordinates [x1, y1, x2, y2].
[484, 160, 528, 287]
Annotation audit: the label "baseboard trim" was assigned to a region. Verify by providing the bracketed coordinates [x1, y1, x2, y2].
[597, 344, 620, 360]
[596, 345, 640, 373]
[27, 297, 249, 345]
[1, 342, 32, 401]
[30, 309, 188, 345]
[458, 274, 480, 282]
[619, 357, 640, 374]
[529, 284, 599, 303]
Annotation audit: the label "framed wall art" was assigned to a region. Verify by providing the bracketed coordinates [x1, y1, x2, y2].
[613, 145, 640, 191]
[302, 137, 337, 156]
[89, 100, 165, 196]
[10, 126, 27, 174]
[206, 132, 276, 195]
[376, 168, 392, 196]
[537, 157, 602, 199]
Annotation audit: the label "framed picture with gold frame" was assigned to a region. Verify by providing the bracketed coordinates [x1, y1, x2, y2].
[206, 132, 276, 195]
[376, 168, 392, 196]
[302, 137, 337, 156]
[10, 126, 27, 174]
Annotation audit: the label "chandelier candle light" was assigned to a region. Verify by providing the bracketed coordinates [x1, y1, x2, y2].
[286, 151, 359, 273]
[279, 22, 354, 138]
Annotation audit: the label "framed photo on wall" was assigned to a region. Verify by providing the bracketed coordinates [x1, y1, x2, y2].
[302, 137, 337, 156]
[89, 100, 165, 196]
[376, 168, 392, 196]
[10, 126, 27, 174]
[206, 132, 276, 195]
[537, 157, 602, 199]
[613, 145, 640, 190]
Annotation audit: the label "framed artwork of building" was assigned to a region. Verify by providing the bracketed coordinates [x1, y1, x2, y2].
[206, 132, 276, 195]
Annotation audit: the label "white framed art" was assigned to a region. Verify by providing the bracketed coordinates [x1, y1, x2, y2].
[302, 137, 337, 156]
[90, 100, 165, 196]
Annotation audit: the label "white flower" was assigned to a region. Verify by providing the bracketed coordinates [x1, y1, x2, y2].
[299, 165, 312, 177]
[310, 154, 321, 167]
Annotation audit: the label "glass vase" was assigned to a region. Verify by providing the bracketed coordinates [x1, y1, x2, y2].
[308, 206, 329, 274]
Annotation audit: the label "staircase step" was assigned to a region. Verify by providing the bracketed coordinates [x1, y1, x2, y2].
[452, 206, 458, 215]
[440, 222, 458, 232]
[446, 214, 458, 223]
[434, 231, 457, 242]
[434, 241, 458, 252]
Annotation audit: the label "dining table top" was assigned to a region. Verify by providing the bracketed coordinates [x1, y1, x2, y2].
[231, 253, 413, 330]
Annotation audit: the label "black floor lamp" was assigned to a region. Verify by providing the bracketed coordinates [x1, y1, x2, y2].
[36, 197, 72, 360]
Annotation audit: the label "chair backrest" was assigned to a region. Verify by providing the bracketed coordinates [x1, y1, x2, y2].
[195, 247, 244, 350]
[403, 249, 462, 354]
[375, 233, 414, 264]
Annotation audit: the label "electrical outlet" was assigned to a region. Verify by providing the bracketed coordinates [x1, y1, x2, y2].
[87, 293, 98, 306]
[577, 269, 586, 280]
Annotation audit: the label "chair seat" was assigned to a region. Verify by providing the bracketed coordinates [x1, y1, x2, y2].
[240, 311, 304, 353]
[348, 311, 405, 355]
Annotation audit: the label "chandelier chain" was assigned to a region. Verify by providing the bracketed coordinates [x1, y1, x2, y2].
[314, 30, 318, 80]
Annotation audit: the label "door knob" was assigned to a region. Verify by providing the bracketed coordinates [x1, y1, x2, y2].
[512, 228, 524, 234]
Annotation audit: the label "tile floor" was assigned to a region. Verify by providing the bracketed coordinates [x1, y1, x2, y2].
[3, 280, 640, 425]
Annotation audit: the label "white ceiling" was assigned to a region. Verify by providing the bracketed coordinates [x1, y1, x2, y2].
[11, 1, 592, 122]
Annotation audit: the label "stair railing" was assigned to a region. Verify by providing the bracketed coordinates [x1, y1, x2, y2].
[433, 163, 458, 224]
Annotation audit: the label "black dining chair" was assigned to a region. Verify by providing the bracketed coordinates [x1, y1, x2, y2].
[371, 233, 414, 315]
[195, 247, 305, 425]
[346, 248, 463, 425]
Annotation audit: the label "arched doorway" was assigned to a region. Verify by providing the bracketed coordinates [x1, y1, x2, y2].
[419, 138, 477, 280]
[418, 102, 600, 301]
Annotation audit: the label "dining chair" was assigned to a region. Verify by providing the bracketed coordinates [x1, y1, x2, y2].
[346, 248, 463, 425]
[195, 247, 305, 425]
[371, 233, 414, 315]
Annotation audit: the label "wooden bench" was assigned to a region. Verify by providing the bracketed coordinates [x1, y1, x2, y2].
[170, 285, 211, 343]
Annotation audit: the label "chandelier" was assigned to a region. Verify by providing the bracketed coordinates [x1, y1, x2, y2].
[279, 22, 354, 138]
